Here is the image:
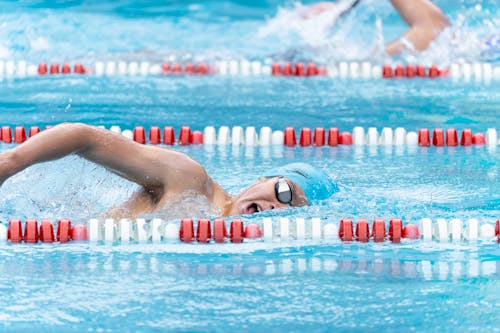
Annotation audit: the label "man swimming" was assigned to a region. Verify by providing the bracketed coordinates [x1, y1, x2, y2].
[0, 123, 338, 219]
[297, 0, 450, 55]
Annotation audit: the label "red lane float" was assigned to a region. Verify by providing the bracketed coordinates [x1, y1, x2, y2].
[284, 127, 297, 147]
[328, 128, 339, 146]
[299, 128, 311, 147]
[24, 219, 39, 243]
[472, 133, 486, 145]
[394, 65, 404, 77]
[179, 219, 194, 242]
[244, 223, 262, 239]
[196, 219, 211, 243]
[172, 63, 182, 74]
[339, 132, 352, 145]
[433, 128, 444, 146]
[416, 65, 426, 77]
[38, 62, 48, 75]
[295, 63, 306, 76]
[402, 224, 420, 239]
[282, 62, 293, 76]
[7, 219, 23, 243]
[213, 218, 228, 243]
[61, 63, 71, 74]
[230, 218, 244, 243]
[14, 126, 26, 144]
[1, 126, 12, 143]
[307, 63, 318, 76]
[355, 219, 369, 242]
[191, 130, 203, 144]
[314, 127, 325, 146]
[389, 219, 402, 243]
[57, 219, 71, 242]
[163, 126, 175, 145]
[70, 224, 88, 241]
[418, 128, 430, 146]
[460, 129, 472, 146]
[50, 63, 59, 74]
[178, 126, 191, 146]
[339, 218, 354, 241]
[446, 129, 458, 146]
[382, 65, 393, 78]
[371, 219, 386, 242]
[29, 126, 41, 137]
[133, 126, 146, 144]
[149, 126, 161, 144]
[496, 219, 500, 243]
[39, 219, 55, 243]
[74, 63, 85, 74]
[406, 65, 415, 78]
[271, 63, 281, 75]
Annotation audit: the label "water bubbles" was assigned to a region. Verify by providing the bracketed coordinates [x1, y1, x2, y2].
[65, 98, 72, 112]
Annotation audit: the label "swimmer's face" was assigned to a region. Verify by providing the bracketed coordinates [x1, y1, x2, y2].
[229, 177, 308, 215]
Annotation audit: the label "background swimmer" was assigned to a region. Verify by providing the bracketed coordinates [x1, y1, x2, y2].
[298, 0, 450, 55]
[0, 123, 338, 219]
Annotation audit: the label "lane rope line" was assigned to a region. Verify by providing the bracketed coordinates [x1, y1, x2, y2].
[1, 217, 499, 244]
[0, 60, 499, 81]
[1, 125, 498, 147]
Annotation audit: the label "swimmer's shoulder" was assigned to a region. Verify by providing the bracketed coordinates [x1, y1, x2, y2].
[158, 149, 210, 192]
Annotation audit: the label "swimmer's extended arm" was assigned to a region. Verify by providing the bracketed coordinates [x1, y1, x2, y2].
[0, 123, 209, 200]
[385, 0, 450, 55]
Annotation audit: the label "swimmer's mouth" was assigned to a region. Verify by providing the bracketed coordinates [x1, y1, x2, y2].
[242, 203, 262, 215]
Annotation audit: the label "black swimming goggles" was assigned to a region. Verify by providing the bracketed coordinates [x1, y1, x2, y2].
[275, 177, 293, 204]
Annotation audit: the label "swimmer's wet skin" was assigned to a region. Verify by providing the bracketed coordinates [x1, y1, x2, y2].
[0, 123, 337, 219]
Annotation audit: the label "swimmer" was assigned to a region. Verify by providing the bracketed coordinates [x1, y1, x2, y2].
[299, 0, 450, 55]
[0, 123, 338, 219]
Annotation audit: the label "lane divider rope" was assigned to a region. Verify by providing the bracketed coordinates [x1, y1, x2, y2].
[1, 125, 498, 147]
[0, 60, 499, 81]
[1, 217, 498, 244]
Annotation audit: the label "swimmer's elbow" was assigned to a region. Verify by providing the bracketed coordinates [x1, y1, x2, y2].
[429, 10, 450, 31]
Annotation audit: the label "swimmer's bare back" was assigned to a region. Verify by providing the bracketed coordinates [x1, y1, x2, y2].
[0, 123, 232, 218]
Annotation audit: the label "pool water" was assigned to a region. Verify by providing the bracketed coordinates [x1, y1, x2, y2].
[0, 0, 499, 332]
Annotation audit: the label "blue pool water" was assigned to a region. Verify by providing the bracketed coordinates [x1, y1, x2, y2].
[0, 1, 499, 332]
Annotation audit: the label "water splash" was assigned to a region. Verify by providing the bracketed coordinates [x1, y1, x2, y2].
[256, 0, 499, 64]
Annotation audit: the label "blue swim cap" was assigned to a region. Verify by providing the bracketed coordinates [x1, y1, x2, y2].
[263, 162, 338, 202]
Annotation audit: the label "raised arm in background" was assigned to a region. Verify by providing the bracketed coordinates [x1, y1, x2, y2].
[300, 0, 450, 55]
[385, 0, 450, 55]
